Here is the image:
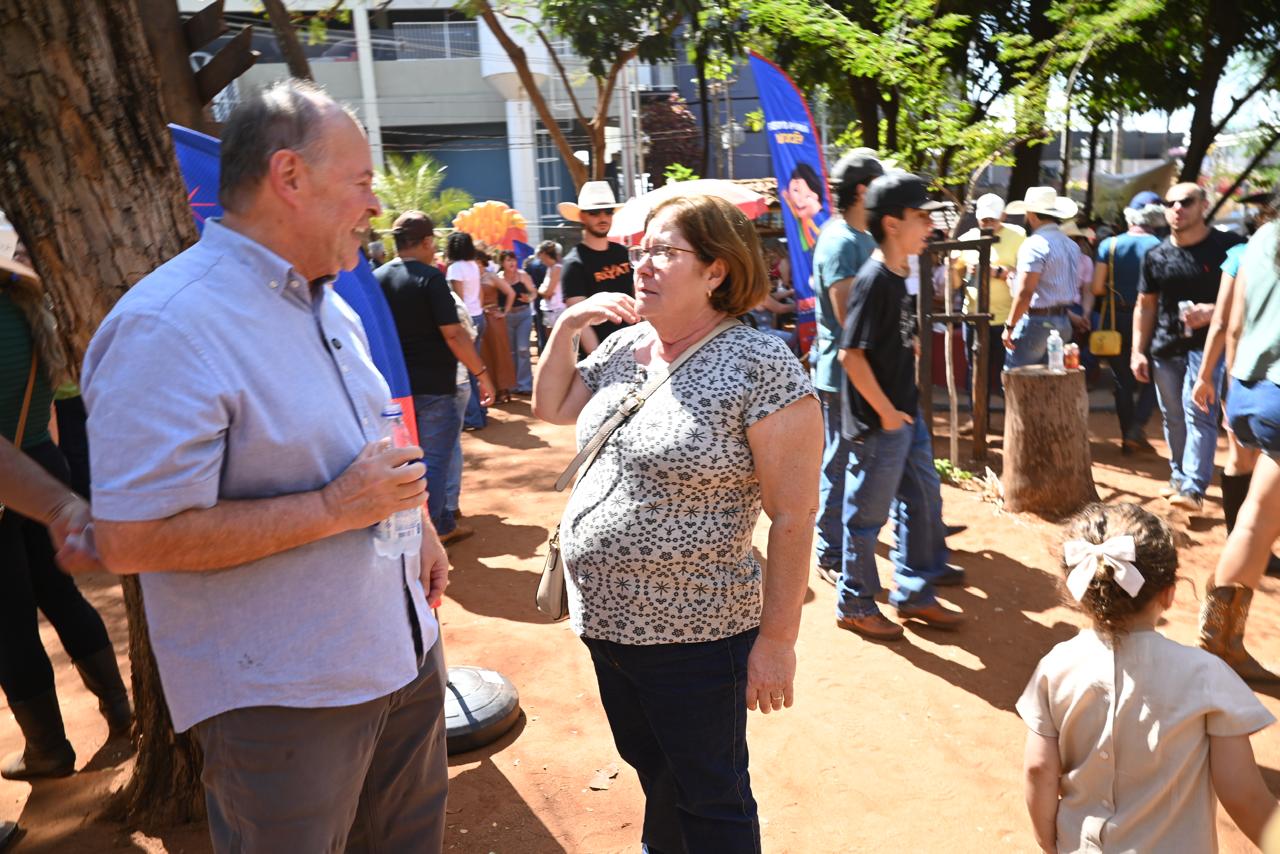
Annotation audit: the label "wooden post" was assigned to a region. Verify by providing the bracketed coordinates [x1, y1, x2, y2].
[972, 230, 991, 460]
[942, 251, 959, 463]
[917, 250, 934, 437]
[1002, 366, 1098, 514]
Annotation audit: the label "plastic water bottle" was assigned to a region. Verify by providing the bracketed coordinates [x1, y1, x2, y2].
[374, 403, 422, 558]
[1178, 300, 1195, 337]
[1046, 328, 1065, 373]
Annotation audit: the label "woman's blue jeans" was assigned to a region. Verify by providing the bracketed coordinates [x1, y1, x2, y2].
[506, 305, 533, 393]
[583, 629, 761, 854]
[464, 313, 487, 429]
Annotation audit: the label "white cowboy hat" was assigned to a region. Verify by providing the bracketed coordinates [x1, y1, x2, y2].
[558, 181, 622, 223]
[1005, 186, 1078, 220]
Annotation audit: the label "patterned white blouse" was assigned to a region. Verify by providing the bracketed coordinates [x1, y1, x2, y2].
[561, 321, 815, 645]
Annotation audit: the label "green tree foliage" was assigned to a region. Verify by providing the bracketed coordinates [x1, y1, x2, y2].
[746, 0, 1162, 201]
[372, 153, 474, 240]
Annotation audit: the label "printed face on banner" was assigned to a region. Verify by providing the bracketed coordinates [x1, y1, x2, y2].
[749, 53, 832, 355]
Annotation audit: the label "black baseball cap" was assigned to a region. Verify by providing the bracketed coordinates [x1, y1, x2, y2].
[865, 171, 947, 212]
[829, 150, 884, 191]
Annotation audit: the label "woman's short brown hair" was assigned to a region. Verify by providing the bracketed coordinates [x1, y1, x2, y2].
[645, 194, 769, 316]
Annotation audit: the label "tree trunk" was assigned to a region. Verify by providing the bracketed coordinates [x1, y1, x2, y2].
[0, 0, 206, 827]
[1001, 366, 1098, 515]
[848, 77, 880, 150]
[1083, 119, 1101, 221]
[1179, 15, 1242, 182]
[138, 0, 216, 134]
[1008, 139, 1045, 206]
[883, 85, 900, 153]
[474, 1, 588, 191]
[697, 40, 712, 181]
[261, 0, 313, 81]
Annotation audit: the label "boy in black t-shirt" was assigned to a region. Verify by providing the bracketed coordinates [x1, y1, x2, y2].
[835, 172, 964, 640]
[1132, 183, 1245, 510]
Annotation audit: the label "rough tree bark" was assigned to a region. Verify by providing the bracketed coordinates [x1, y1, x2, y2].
[262, 0, 314, 81]
[1001, 366, 1099, 515]
[0, 0, 205, 827]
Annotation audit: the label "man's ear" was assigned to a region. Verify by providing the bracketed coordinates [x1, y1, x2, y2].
[267, 148, 307, 209]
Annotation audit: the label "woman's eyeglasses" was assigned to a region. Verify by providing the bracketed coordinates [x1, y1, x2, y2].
[627, 244, 698, 266]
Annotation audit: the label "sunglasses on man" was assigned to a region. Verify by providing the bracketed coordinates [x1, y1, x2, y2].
[1162, 197, 1202, 209]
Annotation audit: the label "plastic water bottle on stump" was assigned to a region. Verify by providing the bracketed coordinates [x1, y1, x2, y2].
[374, 403, 423, 558]
[1046, 328, 1065, 373]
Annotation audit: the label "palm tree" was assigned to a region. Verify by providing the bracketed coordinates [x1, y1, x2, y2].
[372, 152, 474, 243]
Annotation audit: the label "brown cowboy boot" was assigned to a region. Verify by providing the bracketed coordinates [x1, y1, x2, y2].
[1199, 584, 1279, 684]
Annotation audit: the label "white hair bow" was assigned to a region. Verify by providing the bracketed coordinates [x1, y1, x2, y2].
[1063, 535, 1144, 602]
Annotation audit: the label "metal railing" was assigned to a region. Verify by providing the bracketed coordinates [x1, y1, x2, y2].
[392, 22, 479, 60]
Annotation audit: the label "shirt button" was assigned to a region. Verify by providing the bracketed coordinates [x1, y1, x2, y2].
[269, 280, 279, 289]
[1099, 750, 1110, 760]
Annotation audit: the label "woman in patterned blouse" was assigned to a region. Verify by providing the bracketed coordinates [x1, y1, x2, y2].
[534, 194, 822, 853]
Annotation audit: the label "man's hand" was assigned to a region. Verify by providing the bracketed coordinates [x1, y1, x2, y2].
[47, 499, 107, 574]
[419, 526, 449, 608]
[879, 409, 915, 432]
[1186, 303, 1215, 331]
[745, 635, 796, 714]
[1002, 324, 1017, 352]
[1068, 312, 1091, 336]
[476, 371, 497, 407]
[322, 440, 426, 532]
[1131, 352, 1151, 383]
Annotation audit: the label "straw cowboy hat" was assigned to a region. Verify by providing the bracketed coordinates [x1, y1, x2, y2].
[1006, 186, 1078, 220]
[558, 181, 622, 223]
[1060, 220, 1096, 241]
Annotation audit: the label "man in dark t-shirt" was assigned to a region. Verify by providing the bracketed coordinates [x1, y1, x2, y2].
[557, 181, 633, 352]
[835, 171, 963, 640]
[376, 211, 494, 544]
[1132, 183, 1245, 509]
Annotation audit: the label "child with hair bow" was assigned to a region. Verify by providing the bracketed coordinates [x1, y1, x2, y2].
[1016, 503, 1277, 853]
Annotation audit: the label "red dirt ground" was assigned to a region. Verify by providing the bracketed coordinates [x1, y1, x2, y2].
[3, 401, 1278, 853]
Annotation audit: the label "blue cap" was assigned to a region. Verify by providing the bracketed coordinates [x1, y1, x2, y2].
[1127, 190, 1161, 210]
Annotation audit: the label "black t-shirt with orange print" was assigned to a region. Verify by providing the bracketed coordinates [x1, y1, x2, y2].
[561, 242, 634, 344]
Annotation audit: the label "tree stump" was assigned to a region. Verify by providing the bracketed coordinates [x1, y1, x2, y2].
[1002, 366, 1098, 514]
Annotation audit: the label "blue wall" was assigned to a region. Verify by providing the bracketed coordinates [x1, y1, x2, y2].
[382, 122, 513, 207]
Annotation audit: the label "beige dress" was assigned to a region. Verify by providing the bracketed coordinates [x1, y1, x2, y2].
[1017, 628, 1274, 853]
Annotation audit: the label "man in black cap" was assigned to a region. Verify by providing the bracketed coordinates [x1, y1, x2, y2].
[811, 149, 882, 587]
[376, 211, 495, 545]
[835, 171, 964, 640]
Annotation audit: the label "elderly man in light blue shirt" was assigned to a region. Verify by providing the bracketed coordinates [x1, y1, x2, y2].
[81, 80, 450, 853]
[1003, 186, 1081, 368]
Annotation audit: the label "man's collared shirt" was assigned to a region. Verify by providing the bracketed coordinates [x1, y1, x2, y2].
[82, 218, 435, 733]
[1015, 222, 1080, 308]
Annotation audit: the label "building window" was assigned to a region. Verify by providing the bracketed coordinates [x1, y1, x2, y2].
[392, 21, 479, 60]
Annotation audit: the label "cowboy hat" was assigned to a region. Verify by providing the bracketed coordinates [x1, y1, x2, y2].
[0, 255, 38, 286]
[1006, 186, 1078, 220]
[1060, 220, 1095, 241]
[558, 181, 621, 223]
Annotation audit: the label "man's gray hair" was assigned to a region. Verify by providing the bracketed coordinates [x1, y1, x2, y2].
[1124, 203, 1166, 230]
[219, 79, 358, 212]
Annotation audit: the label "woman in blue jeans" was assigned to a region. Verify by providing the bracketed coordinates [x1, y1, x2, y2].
[1198, 216, 1280, 683]
[533, 195, 821, 853]
[497, 250, 535, 395]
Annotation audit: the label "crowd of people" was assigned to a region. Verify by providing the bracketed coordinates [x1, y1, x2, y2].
[3, 76, 1280, 853]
